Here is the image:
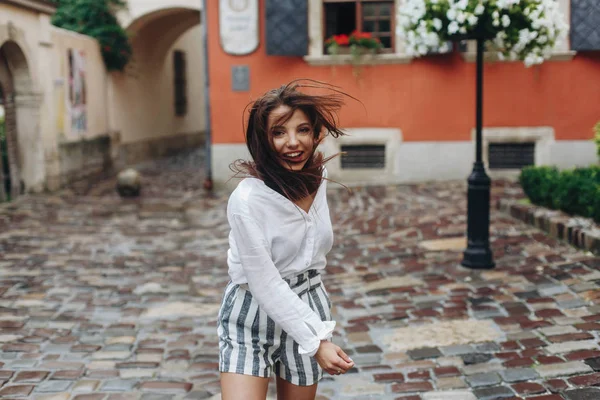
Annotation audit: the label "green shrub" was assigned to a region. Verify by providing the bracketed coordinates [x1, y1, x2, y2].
[520, 165, 600, 223]
[595, 121, 600, 161]
[519, 166, 560, 208]
[52, 0, 132, 71]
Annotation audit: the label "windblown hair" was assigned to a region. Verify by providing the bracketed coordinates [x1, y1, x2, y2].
[230, 79, 352, 202]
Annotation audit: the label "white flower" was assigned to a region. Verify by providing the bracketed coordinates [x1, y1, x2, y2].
[457, 12, 466, 24]
[459, 26, 467, 34]
[433, 18, 442, 31]
[492, 10, 499, 19]
[501, 15, 511, 28]
[474, 4, 485, 15]
[492, 19, 500, 27]
[439, 42, 451, 53]
[468, 15, 479, 26]
[448, 21, 460, 34]
[447, 8, 457, 20]
[456, 0, 468, 10]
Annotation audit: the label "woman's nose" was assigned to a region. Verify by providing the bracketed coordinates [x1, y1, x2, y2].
[287, 133, 299, 147]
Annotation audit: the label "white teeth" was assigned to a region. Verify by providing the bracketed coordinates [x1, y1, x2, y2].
[286, 152, 301, 157]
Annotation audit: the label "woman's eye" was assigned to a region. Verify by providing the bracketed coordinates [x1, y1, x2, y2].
[272, 130, 285, 137]
[299, 127, 311, 134]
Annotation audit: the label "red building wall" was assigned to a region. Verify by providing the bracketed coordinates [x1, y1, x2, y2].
[207, 1, 600, 145]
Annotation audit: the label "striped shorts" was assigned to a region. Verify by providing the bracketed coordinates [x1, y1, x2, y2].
[217, 269, 332, 386]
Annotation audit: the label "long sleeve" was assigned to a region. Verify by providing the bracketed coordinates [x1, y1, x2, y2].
[229, 212, 335, 356]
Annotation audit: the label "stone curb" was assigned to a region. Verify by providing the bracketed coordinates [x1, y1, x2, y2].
[498, 198, 600, 255]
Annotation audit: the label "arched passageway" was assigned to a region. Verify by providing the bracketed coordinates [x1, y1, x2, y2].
[0, 39, 42, 199]
[109, 5, 206, 165]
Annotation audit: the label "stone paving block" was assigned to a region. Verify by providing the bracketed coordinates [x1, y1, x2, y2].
[436, 377, 467, 390]
[440, 345, 475, 356]
[474, 342, 501, 353]
[141, 395, 174, 400]
[462, 353, 493, 365]
[465, 372, 501, 388]
[421, 390, 476, 400]
[546, 340, 598, 354]
[563, 387, 600, 400]
[0, 385, 35, 397]
[536, 360, 593, 378]
[538, 326, 578, 336]
[101, 380, 139, 392]
[72, 380, 100, 393]
[33, 394, 70, 400]
[183, 391, 212, 400]
[462, 363, 504, 376]
[72, 395, 106, 400]
[14, 371, 49, 382]
[472, 385, 515, 400]
[139, 381, 192, 393]
[35, 380, 72, 392]
[407, 347, 442, 360]
[499, 367, 539, 383]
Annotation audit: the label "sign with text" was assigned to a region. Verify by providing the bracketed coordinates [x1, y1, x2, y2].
[219, 0, 259, 55]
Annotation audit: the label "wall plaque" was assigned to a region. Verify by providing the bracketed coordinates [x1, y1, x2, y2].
[219, 0, 259, 55]
[231, 65, 250, 92]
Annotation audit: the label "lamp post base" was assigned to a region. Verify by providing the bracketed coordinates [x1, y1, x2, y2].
[461, 161, 495, 270]
[462, 245, 495, 269]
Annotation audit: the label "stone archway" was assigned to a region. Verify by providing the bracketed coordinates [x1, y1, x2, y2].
[0, 25, 44, 197]
[109, 6, 206, 166]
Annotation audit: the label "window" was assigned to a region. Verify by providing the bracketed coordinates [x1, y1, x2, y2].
[488, 143, 535, 170]
[173, 50, 187, 116]
[324, 1, 395, 50]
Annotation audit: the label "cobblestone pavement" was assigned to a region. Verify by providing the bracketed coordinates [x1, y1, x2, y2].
[1, 150, 600, 400]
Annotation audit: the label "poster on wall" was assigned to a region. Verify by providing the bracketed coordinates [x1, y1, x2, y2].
[68, 49, 87, 134]
[219, 0, 259, 55]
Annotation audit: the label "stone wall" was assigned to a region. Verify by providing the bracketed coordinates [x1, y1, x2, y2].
[115, 131, 204, 167]
[58, 135, 112, 187]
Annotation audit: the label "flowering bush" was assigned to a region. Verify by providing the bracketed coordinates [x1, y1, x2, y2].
[398, 0, 568, 66]
[325, 31, 383, 57]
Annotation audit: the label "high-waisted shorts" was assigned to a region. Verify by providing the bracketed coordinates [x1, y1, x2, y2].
[217, 269, 332, 386]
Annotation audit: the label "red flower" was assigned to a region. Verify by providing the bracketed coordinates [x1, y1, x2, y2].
[335, 34, 350, 46]
[103, 45, 111, 52]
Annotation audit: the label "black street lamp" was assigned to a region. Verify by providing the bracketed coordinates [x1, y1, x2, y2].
[461, 35, 495, 269]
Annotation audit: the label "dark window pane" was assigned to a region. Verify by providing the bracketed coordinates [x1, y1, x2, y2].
[379, 3, 392, 17]
[379, 19, 390, 32]
[363, 3, 375, 17]
[325, 2, 356, 38]
[363, 20, 376, 32]
[379, 36, 391, 48]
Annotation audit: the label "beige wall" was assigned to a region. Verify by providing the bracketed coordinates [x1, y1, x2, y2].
[109, 17, 205, 146]
[50, 27, 109, 142]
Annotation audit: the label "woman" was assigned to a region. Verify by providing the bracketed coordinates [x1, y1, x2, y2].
[218, 80, 355, 400]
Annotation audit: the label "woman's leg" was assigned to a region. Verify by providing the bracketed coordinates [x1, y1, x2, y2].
[276, 376, 318, 400]
[220, 372, 270, 400]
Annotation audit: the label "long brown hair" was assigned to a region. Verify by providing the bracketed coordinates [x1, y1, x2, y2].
[230, 79, 352, 202]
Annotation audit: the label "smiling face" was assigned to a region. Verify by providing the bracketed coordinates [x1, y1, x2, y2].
[267, 105, 316, 171]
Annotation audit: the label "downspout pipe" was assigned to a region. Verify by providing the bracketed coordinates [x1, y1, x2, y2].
[201, 0, 213, 190]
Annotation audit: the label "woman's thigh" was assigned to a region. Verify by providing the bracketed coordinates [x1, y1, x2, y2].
[221, 372, 270, 400]
[276, 376, 318, 400]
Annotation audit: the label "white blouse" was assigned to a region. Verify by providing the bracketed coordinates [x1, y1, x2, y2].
[226, 171, 336, 356]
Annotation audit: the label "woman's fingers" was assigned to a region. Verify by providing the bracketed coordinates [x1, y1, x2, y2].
[337, 348, 354, 365]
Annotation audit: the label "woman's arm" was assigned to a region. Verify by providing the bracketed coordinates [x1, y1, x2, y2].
[229, 212, 334, 356]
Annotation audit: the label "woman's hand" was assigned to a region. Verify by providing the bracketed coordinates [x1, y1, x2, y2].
[314, 341, 354, 376]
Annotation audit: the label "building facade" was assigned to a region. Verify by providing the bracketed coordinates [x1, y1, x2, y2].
[207, 0, 600, 188]
[0, 0, 206, 197]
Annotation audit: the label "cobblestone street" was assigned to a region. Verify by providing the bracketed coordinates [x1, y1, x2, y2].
[1, 151, 600, 400]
